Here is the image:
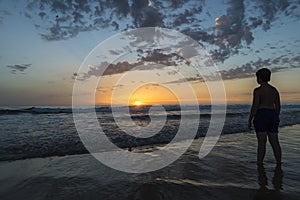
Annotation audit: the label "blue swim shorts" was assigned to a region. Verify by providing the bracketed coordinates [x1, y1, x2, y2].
[254, 108, 280, 133]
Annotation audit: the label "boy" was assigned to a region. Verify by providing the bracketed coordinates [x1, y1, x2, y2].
[248, 68, 282, 166]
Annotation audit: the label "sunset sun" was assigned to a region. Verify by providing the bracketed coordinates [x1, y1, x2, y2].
[133, 101, 142, 106]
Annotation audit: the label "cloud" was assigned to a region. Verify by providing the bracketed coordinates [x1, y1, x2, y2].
[75, 45, 300, 83]
[23, 0, 154, 41]
[0, 10, 11, 24]
[209, 0, 256, 62]
[20, 0, 300, 64]
[220, 55, 300, 80]
[172, 5, 203, 27]
[109, 50, 123, 55]
[164, 76, 205, 85]
[75, 49, 188, 80]
[131, 0, 164, 27]
[256, 0, 290, 31]
[6, 64, 31, 73]
[163, 54, 300, 84]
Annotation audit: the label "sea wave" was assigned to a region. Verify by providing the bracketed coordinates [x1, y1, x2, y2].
[0, 105, 300, 161]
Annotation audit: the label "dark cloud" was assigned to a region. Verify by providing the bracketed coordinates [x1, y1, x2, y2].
[221, 55, 300, 80]
[109, 50, 123, 55]
[181, 28, 214, 43]
[18, 0, 300, 64]
[220, 65, 286, 80]
[0, 10, 11, 24]
[210, 0, 256, 62]
[103, 61, 140, 76]
[6, 64, 31, 73]
[164, 76, 205, 85]
[172, 6, 203, 27]
[162, 0, 191, 9]
[76, 49, 187, 80]
[139, 49, 185, 66]
[164, 54, 300, 84]
[220, 64, 256, 80]
[131, 0, 164, 27]
[23, 0, 163, 41]
[254, 0, 290, 31]
[24, 0, 120, 41]
[248, 17, 263, 29]
[75, 35, 300, 82]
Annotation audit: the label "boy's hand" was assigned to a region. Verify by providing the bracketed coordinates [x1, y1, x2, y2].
[248, 121, 252, 129]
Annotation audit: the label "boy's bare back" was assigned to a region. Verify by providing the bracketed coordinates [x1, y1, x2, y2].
[253, 83, 280, 113]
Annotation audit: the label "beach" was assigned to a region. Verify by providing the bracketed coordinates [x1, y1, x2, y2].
[1, 122, 299, 200]
[1, 0, 300, 199]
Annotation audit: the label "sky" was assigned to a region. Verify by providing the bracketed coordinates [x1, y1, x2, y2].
[0, 0, 300, 106]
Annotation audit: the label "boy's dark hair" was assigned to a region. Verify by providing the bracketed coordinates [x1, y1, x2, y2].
[256, 68, 271, 82]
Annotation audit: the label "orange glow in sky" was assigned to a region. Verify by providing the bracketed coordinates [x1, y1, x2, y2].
[128, 84, 179, 106]
[93, 68, 300, 106]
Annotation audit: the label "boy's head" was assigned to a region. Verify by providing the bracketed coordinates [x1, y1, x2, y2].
[256, 68, 271, 83]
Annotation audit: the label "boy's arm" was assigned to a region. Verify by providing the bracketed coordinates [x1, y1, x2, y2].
[274, 89, 281, 114]
[248, 88, 260, 128]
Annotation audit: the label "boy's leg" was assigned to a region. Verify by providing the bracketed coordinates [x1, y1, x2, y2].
[268, 132, 282, 164]
[256, 132, 267, 165]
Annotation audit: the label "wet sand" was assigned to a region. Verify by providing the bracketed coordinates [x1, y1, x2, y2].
[1, 125, 299, 200]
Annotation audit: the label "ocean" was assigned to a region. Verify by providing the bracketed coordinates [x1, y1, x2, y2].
[0, 104, 300, 199]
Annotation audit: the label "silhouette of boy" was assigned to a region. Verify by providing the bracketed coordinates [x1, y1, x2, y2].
[248, 68, 282, 166]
